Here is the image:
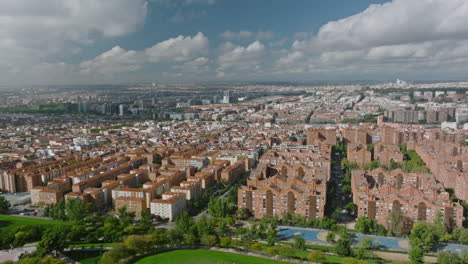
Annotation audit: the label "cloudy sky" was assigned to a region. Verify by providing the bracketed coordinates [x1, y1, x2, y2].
[2, 0, 468, 85]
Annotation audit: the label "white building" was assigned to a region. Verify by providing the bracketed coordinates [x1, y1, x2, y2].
[150, 192, 186, 221]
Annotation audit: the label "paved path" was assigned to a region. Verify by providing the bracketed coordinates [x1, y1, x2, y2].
[373, 251, 437, 263]
[0, 245, 36, 262]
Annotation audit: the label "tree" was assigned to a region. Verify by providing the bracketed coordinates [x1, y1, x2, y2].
[326, 232, 336, 243]
[123, 235, 151, 255]
[345, 202, 357, 216]
[409, 222, 439, 252]
[437, 251, 462, 264]
[433, 211, 447, 237]
[217, 219, 228, 236]
[175, 212, 193, 234]
[208, 197, 232, 217]
[355, 217, 375, 234]
[354, 237, 372, 260]
[0, 196, 11, 214]
[267, 228, 277, 246]
[44, 199, 66, 220]
[196, 215, 214, 236]
[408, 245, 424, 264]
[308, 250, 326, 263]
[136, 211, 154, 234]
[151, 228, 168, 248]
[250, 242, 263, 252]
[117, 207, 135, 227]
[225, 216, 236, 226]
[9, 225, 44, 248]
[201, 234, 219, 247]
[293, 234, 306, 250]
[36, 226, 69, 257]
[183, 231, 199, 245]
[65, 198, 88, 221]
[99, 244, 130, 264]
[277, 246, 297, 258]
[167, 229, 183, 246]
[461, 249, 468, 263]
[219, 236, 232, 248]
[236, 207, 252, 219]
[385, 210, 405, 236]
[335, 237, 353, 257]
[452, 227, 468, 244]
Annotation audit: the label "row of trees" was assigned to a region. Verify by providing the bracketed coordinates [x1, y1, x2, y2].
[437, 250, 468, 264]
[355, 213, 468, 263]
[355, 217, 386, 236]
[357, 144, 430, 174]
[408, 212, 463, 264]
[44, 198, 96, 221]
[0, 225, 45, 249]
[207, 196, 234, 217]
[99, 212, 374, 264]
[100, 212, 241, 263]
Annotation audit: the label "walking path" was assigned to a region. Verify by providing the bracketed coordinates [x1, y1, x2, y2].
[0, 245, 36, 262]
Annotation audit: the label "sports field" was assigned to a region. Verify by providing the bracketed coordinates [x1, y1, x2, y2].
[135, 249, 294, 264]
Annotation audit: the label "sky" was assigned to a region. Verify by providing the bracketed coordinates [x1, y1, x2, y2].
[2, 0, 468, 85]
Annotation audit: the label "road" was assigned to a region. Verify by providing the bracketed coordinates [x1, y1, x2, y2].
[331, 151, 346, 208]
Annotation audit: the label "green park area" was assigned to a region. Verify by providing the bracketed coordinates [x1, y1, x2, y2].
[0, 103, 69, 114]
[135, 249, 293, 264]
[0, 214, 66, 235]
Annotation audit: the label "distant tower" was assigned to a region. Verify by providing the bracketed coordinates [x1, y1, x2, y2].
[151, 82, 156, 104]
[223, 90, 231, 104]
[119, 104, 128, 116]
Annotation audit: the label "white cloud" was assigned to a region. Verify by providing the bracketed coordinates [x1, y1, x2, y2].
[312, 0, 468, 50]
[276, 0, 468, 78]
[218, 41, 266, 71]
[220, 30, 276, 41]
[0, 0, 148, 84]
[80, 46, 143, 75]
[0, 0, 147, 64]
[172, 57, 211, 73]
[184, 57, 209, 67]
[80, 33, 209, 76]
[145, 32, 209, 63]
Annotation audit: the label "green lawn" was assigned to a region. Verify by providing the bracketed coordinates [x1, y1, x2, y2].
[135, 250, 294, 264]
[0, 214, 66, 234]
[293, 250, 345, 264]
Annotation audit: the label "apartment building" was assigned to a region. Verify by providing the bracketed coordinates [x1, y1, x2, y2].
[150, 192, 186, 221]
[352, 168, 464, 232]
[238, 164, 327, 219]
